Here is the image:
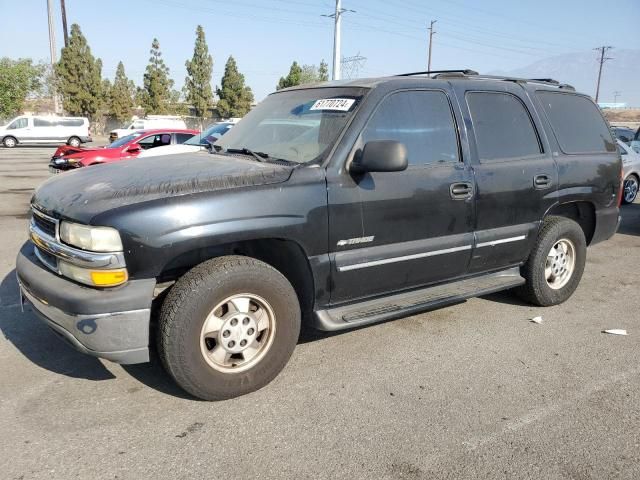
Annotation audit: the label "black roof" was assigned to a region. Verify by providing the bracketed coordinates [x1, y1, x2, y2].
[277, 69, 576, 93]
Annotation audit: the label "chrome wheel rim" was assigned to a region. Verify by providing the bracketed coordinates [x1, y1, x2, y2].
[545, 238, 576, 290]
[69, 138, 80, 147]
[200, 293, 276, 373]
[624, 177, 638, 203]
[5, 138, 15, 147]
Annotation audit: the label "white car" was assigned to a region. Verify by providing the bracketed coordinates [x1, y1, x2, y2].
[619, 139, 640, 204]
[137, 122, 235, 158]
[0, 115, 90, 148]
[110, 115, 187, 142]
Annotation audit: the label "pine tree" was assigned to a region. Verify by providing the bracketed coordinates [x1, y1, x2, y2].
[142, 38, 173, 114]
[277, 61, 302, 90]
[216, 56, 254, 118]
[318, 60, 329, 82]
[55, 24, 103, 118]
[184, 25, 213, 119]
[109, 61, 135, 123]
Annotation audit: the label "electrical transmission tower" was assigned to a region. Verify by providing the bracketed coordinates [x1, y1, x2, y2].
[341, 53, 367, 79]
[594, 46, 613, 103]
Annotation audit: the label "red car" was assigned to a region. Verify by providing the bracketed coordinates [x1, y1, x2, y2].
[49, 128, 199, 173]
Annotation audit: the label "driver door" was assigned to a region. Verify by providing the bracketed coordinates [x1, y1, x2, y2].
[326, 89, 475, 303]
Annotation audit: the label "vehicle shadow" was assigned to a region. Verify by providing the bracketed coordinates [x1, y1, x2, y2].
[0, 268, 116, 381]
[0, 268, 197, 399]
[618, 203, 640, 236]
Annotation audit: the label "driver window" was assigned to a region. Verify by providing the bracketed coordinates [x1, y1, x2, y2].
[8, 118, 28, 130]
[361, 91, 460, 166]
[137, 135, 158, 149]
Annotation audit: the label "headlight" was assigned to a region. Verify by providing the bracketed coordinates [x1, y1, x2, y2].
[59, 261, 128, 287]
[60, 221, 123, 252]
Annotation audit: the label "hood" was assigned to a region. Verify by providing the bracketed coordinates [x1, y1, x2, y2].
[32, 151, 294, 223]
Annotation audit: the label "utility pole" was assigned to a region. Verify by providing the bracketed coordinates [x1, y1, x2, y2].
[322, 0, 354, 80]
[427, 20, 437, 72]
[60, 0, 69, 47]
[594, 46, 613, 104]
[47, 0, 61, 113]
[613, 91, 621, 103]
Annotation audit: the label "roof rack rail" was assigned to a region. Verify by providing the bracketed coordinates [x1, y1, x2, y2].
[432, 72, 576, 91]
[397, 69, 479, 77]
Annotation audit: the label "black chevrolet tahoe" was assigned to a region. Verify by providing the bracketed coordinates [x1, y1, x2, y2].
[17, 71, 622, 400]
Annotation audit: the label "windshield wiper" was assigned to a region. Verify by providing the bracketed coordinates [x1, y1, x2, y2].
[226, 147, 268, 162]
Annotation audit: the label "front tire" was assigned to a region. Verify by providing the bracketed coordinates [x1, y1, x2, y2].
[3, 136, 17, 148]
[622, 175, 639, 204]
[516, 216, 586, 306]
[158, 255, 301, 400]
[67, 136, 81, 148]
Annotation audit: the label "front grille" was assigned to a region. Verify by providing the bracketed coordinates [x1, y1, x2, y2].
[32, 211, 56, 238]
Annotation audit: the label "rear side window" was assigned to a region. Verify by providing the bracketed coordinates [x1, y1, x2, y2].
[59, 119, 84, 127]
[536, 92, 616, 154]
[175, 133, 194, 144]
[467, 92, 542, 162]
[361, 90, 459, 166]
[34, 118, 53, 127]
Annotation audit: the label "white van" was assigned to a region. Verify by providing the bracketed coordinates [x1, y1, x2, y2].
[0, 116, 91, 148]
[109, 115, 187, 142]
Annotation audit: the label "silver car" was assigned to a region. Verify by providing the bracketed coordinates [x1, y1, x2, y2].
[618, 139, 640, 204]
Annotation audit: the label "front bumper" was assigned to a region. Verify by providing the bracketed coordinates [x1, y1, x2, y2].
[16, 243, 155, 364]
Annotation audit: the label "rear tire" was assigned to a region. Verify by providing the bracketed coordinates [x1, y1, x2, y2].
[158, 255, 301, 400]
[515, 216, 586, 306]
[622, 175, 638, 204]
[67, 136, 81, 148]
[3, 136, 17, 148]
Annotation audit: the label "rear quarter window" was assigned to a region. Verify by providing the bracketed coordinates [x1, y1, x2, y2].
[536, 91, 616, 154]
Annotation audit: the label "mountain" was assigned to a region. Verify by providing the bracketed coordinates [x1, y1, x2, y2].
[491, 49, 640, 107]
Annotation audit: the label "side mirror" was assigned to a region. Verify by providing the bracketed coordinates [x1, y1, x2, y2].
[126, 145, 141, 154]
[350, 140, 408, 174]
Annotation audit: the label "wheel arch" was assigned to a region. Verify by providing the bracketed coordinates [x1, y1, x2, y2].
[2, 135, 18, 145]
[544, 201, 596, 245]
[157, 237, 316, 319]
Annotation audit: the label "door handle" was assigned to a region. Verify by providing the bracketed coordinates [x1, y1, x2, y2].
[449, 182, 473, 200]
[533, 174, 552, 189]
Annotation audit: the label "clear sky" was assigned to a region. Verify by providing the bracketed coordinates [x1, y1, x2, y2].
[1, 0, 638, 102]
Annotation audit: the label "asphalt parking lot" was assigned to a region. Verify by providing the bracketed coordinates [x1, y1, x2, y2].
[0, 145, 639, 480]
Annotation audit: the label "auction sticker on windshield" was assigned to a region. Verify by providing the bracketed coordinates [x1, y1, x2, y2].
[310, 98, 355, 111]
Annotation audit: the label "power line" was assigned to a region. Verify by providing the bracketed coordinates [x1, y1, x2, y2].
[613, 91, 621, 103]
[594, 46, 613, 103]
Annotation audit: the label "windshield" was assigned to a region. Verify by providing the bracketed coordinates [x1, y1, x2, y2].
[215, 87, 366, 164]
[109, 132, 142, 148]
[185, 123, 233, 146]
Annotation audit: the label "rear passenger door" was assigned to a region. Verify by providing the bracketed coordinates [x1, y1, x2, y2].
[327, 89, 475, 303]
[454, 83, 557, 273]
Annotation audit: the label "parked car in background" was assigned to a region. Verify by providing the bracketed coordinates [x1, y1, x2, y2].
[137, 122, 235, 158]
[612, 126, 636, 145]
[109, 115, 187, 142]
[618, 139, 640, 204]
[49, 128, 197, 172]
[0, 116, 91, 148]
[631, 127, 640, 154]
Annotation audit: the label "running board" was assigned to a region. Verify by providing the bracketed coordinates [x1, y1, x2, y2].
[313, 267, 524, 331]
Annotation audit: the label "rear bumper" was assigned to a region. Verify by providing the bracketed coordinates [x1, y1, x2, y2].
[16, 242, 155, 364]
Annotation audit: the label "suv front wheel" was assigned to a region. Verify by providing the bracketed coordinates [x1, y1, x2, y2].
[516, 216, 586, 306]
[158, 255, 301, 400]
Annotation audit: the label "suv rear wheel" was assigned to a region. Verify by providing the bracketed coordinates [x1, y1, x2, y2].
[158, 255, 301, 400]
[516, 216, 586, 306]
